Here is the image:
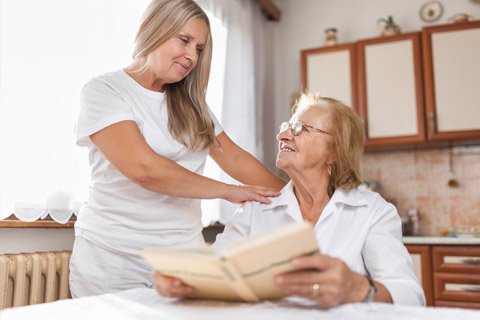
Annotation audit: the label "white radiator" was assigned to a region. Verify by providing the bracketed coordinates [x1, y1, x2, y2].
[0, 251, 71, 309]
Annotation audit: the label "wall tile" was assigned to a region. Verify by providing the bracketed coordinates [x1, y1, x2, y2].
[361, 148, 480, 236]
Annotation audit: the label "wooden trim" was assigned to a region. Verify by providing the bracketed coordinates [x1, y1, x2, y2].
[357, 32, 426, 148]
[256, 0, 281, 21]
[300, 43, 359, 115]
[434, 272, 480, 303]
[422, 21, 480, 142]
[406, 245, 434, 306]
[0, 216, 75, 228]
[434, 300, 480, 309]
[432, 246, 480, 274]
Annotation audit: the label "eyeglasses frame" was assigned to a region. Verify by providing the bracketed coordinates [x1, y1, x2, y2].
[279, 120, 332, 136]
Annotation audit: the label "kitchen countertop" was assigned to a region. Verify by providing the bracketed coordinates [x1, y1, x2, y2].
[403, 236, 480, 245]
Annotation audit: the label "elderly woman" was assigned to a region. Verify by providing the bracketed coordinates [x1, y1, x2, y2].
[153, 94, 425, 307]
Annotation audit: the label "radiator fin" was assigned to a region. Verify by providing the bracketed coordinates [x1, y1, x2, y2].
[0, 251, 71, 309]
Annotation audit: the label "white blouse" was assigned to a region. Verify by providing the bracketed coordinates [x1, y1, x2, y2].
[212, 181, 425, 306]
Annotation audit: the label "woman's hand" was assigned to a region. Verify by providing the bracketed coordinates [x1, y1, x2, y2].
[152, 272, 193, 298]
[222, 184, 281, 204]
[274, 254, 371, 308]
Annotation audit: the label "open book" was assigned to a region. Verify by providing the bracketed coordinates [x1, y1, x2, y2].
[141, 222, 319, 302]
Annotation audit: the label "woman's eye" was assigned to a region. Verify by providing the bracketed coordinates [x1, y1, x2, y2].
[197, 47, 203, 54]
[179, 37, 189, 44]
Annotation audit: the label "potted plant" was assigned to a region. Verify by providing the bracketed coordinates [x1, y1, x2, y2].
[377, 15, 401, 36]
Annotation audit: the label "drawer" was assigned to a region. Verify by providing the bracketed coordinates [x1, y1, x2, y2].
[432, 246, 480, 273]
[434, 273, 480, 303]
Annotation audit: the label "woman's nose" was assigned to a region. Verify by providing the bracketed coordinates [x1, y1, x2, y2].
[277, 127, 293, 141]
[185, 45, 198, 64]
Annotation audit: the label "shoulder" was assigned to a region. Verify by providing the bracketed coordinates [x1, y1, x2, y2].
[81, 70, 125, 99]
[355, 188, 392, 208]
[339, 188, 398, 221]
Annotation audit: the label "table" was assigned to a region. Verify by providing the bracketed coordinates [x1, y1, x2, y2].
[1, 288, 479, 320]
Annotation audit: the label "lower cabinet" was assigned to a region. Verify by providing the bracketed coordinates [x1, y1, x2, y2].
[406, 245, 434, 306]
[406, 244, 480, 309]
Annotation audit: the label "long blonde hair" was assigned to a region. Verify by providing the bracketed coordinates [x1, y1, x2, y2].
[133, 0, 215, 150]
[294, 93, 365, 194]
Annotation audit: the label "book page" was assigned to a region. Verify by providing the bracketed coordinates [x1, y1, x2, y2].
[141, 247, 243, 301]
[222, 222, 319, 300]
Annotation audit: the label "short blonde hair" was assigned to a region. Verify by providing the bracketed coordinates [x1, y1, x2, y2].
[293, 93, 365, 193]
[134, 0, 215, 150]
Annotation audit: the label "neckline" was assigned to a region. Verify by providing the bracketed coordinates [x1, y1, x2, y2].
[120, 69, 165, 99]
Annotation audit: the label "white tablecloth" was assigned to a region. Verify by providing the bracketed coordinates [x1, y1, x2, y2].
[1, 288, 479, 320]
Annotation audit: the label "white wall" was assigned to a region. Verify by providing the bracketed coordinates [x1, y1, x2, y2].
[262, 0, 480, 170]
[0, 229, 74, 254]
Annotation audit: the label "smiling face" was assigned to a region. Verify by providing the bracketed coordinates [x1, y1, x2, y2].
[147, 17, 209, 89]
[276, 106, 335, 177]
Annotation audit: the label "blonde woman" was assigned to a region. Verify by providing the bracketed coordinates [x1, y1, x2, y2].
[70, 0, 284, 297]
[154, 94, 425, 307]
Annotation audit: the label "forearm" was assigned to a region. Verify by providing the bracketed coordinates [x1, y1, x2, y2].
[223, 151, 285, 189]
[134, 154, 230, 199]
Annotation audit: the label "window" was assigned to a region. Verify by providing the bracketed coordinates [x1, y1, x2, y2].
[0, 0, 227, 225]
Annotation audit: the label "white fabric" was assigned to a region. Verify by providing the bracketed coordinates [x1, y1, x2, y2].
[198, 0, 266, 223]
[213, 182, 425, 306]
[72, 69, 222, 295]
[69, 234, 204, 298]
[3, 288, 480, 320]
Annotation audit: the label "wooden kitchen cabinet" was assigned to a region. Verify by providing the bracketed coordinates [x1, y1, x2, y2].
[422, 21, 480, 142]
[356, 32, 426, 148]
[432, 246, 480, 308]
[406, 244, 480, 309]
[300, 22, 480, 149]
[406, 245, 434, 306]
[300, 43, 358, 113]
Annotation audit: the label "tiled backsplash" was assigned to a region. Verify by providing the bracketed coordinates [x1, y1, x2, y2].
[361, 147, 480, 236]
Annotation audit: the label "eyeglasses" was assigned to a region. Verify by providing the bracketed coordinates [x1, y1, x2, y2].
[279, 121, 332, 136]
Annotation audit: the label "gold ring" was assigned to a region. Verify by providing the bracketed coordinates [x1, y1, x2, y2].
[312, 283, 320, 296]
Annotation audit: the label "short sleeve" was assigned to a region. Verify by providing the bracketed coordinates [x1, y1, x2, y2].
[209, 108, 223, 136]
[75, 79, 136, 147]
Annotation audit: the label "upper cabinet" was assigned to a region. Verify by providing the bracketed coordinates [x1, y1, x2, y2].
[357, 32, 425, 148]
[422, 21, 480, 142]
[300, 21, 480, 149]
[300, 44, 357, 112]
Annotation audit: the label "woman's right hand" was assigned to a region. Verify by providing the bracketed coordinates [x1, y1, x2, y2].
[222, 185, 281, 204]
[152, 272, 193, 298]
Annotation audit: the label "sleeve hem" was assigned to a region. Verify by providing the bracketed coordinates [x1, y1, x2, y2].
[75, 114, 136, 147]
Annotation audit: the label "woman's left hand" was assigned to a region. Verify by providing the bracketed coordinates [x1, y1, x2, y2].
[274, 253, 370, 308]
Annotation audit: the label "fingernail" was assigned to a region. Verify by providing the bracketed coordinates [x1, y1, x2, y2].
[292, 258, 302, 266]
[275, 276, 283, 284]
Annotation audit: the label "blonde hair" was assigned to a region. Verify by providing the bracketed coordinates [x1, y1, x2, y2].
[134, 0, 215, 150]
[293, 93, 365, 193]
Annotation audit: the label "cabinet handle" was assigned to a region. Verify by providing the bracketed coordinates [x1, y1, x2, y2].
[444, 256, 480, 264]
[445, 283, 480, 292]
[429, 111, 436, 132]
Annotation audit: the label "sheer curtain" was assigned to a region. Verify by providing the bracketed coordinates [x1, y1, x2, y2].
[200, 0, 268, 223]
[0, 0, 151, 219]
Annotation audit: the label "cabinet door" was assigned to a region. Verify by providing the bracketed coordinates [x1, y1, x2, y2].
[422, 21, 480, 142]
[357, 33, 426, 148]
[300, 44, 357, 112]
[432, 245, 480, 308]
[406, 245, 433, 306]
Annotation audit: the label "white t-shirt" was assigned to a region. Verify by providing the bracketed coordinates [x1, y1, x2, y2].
[212, 182, 425, 306]
[75, 69, 223, 255]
